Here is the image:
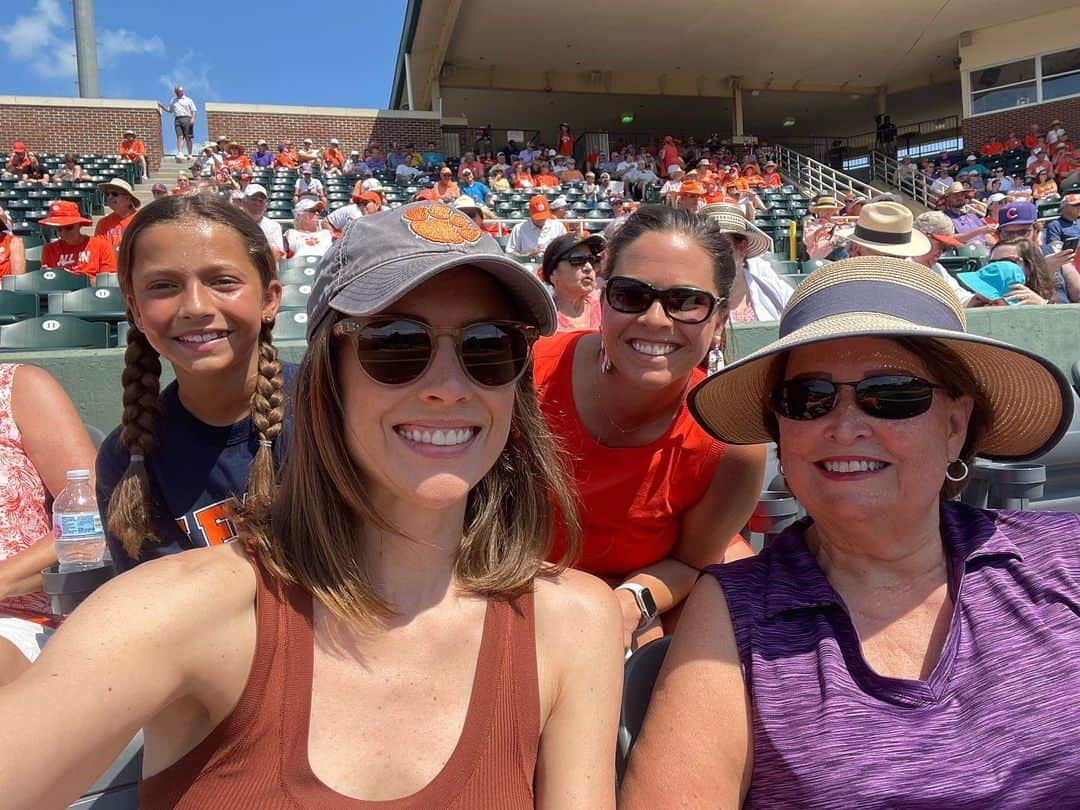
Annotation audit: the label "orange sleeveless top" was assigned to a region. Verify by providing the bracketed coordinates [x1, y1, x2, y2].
[140, 556, 540, 809]
[533, 330, 726, 578]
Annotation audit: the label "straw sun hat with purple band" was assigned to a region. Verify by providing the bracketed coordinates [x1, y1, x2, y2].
[688, 256, 1073, 461]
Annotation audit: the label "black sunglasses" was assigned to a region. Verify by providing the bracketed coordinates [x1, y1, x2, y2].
[605, 276, 723, 324]
[561, 252, 599, 268]
[333, 317, 539, 388]
[772, 375, 945, 421]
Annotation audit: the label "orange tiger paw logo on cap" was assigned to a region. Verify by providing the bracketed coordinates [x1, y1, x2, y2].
[403, 203, 482, 245]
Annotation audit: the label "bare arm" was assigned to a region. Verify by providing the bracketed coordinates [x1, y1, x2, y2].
[9, 236, 26, 276]
[534, 570, 623, 810]
[0, 366, 97, 597]
[1061, 262, 1080, 303]
[619, 575, 752, 808]
[0, 547, 255, 808]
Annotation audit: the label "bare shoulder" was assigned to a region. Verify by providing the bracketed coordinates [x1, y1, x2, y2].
[72, 544, 257, 640]
[533, 567, 622, 636]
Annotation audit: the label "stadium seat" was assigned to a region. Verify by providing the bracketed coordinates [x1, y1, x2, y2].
[280, 255, 321, 272]
[278, 283, 312, 311]
[272, 310, 309, 341]
[616, 636, 671, 784]
[95, 273, 121, 288]
[2, 268, 91, 296]
[278, 265, 319, 286]
[47, 287, 126, 321]
[0, 315, 109, 350]
[801, 259, 830, 274]
[0, 291, 40, 324]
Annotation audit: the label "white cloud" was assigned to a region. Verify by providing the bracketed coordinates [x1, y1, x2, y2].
[0, 0, 163, 84]
[99, 29, 164, 65]
[159, 50, 219, 102]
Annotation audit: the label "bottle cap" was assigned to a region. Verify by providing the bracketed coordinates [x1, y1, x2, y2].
[66, 469, 91, 480]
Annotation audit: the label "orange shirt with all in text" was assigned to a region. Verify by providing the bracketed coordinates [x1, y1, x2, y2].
[42, 235, 117, 279]
[224, 155, 251, 172]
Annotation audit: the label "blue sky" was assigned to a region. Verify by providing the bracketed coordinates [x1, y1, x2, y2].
[0, 0, 407, 146]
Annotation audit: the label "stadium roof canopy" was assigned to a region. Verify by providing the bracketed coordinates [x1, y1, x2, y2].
[391, 0, 1077, 137]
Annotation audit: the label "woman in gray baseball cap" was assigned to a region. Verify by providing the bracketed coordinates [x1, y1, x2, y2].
[0, 201, 623, 808]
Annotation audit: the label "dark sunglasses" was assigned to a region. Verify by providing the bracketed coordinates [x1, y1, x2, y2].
[772, 375, 944, 421]
[561, 252, 599, 267]
[333, 317, 539, 388]
[605, 276, 723, 324]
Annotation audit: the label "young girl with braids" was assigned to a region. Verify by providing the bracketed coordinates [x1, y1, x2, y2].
[96, 194, 291, 571]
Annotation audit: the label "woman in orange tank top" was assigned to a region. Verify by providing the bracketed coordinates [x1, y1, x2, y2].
[533, 205, 766, 652]
[0, 203, 623, 809]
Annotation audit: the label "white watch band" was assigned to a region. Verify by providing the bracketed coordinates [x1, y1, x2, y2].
[616, 583, 655, 629]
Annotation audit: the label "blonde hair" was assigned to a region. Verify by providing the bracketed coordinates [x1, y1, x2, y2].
[109, 195, 284, 560]
[240, 314, 580, 626]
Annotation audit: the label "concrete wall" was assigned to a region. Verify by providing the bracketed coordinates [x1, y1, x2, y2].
[0, 96, 164, 170]
[204, 103, 444, 152]
[9, 306, 1079, 436]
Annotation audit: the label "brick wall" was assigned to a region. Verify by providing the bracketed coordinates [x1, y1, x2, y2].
[0, 96, 164, 169]
[205, 103, 444, 154]
[962, 96, 1080, 148]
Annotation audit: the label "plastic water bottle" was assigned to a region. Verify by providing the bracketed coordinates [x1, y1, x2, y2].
[52, 470, 106, 573]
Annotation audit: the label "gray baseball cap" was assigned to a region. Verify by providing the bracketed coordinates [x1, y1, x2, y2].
[306, 201, 556, 339]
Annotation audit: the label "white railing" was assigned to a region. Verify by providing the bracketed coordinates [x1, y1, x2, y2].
[868, 150, 938, 209]
[773, 145, 877, 204]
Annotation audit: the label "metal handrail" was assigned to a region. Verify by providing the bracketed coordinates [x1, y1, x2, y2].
[773, 145, 877, 203]
[868, 150, 938, 209]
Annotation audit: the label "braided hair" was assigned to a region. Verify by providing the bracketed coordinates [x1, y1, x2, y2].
[110, 194, 283, 559]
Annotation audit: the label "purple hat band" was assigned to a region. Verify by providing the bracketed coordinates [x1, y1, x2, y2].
[780, 280, 964, 337]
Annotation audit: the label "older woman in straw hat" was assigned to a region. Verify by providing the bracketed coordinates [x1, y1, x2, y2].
[621, 257, 1080, 808]
[700, 203, 793, 323]
[803, 195, 849, 261]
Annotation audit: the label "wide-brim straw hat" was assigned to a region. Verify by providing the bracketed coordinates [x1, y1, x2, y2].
[809, 196, 841, 212]
[936, 180, 975, 206]
[97, 178, 141, 208]
[699, 203, 771, 258]
[845, 201, 930, 258]
[688, 256, 1073, 461]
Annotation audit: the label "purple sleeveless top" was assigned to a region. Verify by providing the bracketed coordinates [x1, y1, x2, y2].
[706, 502, 1080, 809]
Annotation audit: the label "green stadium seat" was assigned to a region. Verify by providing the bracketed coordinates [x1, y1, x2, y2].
[0, 291, 40, 324]
[278, 283, 312, 310]
[272, 310, 309, 341]
[95, 273, 121, 288]
[0, 315, 110, 350]
[938, 256, 979, 276]
[280, 254, 321, 272]
[801, 259, 830, 274]
[278, 265, 319, 286]
[46, 287, 127, 321]
[2, 268, 90, 295]
[116, 320, 130, 346]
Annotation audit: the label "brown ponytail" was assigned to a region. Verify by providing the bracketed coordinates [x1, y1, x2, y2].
[247, 321, 285, 507]
[107, 324, 163, 559]
[110, 194, 283, 559]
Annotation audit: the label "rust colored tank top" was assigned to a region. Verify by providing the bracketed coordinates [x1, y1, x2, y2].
[140, 555, 541, 809]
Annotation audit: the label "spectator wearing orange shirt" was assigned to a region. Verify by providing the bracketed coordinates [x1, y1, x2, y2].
[534, 163, 561, 189]
[557, 123, 574, 156]
[512, 162, 535, 189]
[323, 139, 345, 176]
[434, 166, 460, 202]
[1003, 129, 1022, 151]
[275, 141, 299, 169]
[223, 142, 251, 173]
[118, 129, 148, 182]
[1023, 124, 1042, 151]
[94, 179, 140, 248]
[39, 202, 116, 280]
[760, 160, 783, 187]
[980, 137, 1005, 157]
[660, 135, 681, 175]
[4, 142, 37, 178]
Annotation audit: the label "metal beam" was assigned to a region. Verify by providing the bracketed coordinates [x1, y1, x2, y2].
[427, 0, 463, 109]
[72, 0, 100, 98]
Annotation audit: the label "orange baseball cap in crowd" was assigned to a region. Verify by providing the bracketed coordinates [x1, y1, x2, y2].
[39, 200, 92, 227]
[678, 181, 706, 197]
[358, 191, 382, 207]
[12, 141, 26, 152]
[529, 195, 553, 220]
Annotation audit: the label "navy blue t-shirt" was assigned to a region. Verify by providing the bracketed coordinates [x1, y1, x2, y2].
[96, 363, 297, 572]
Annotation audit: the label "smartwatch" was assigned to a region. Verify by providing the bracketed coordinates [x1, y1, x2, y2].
[616, 583, 658, 630]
